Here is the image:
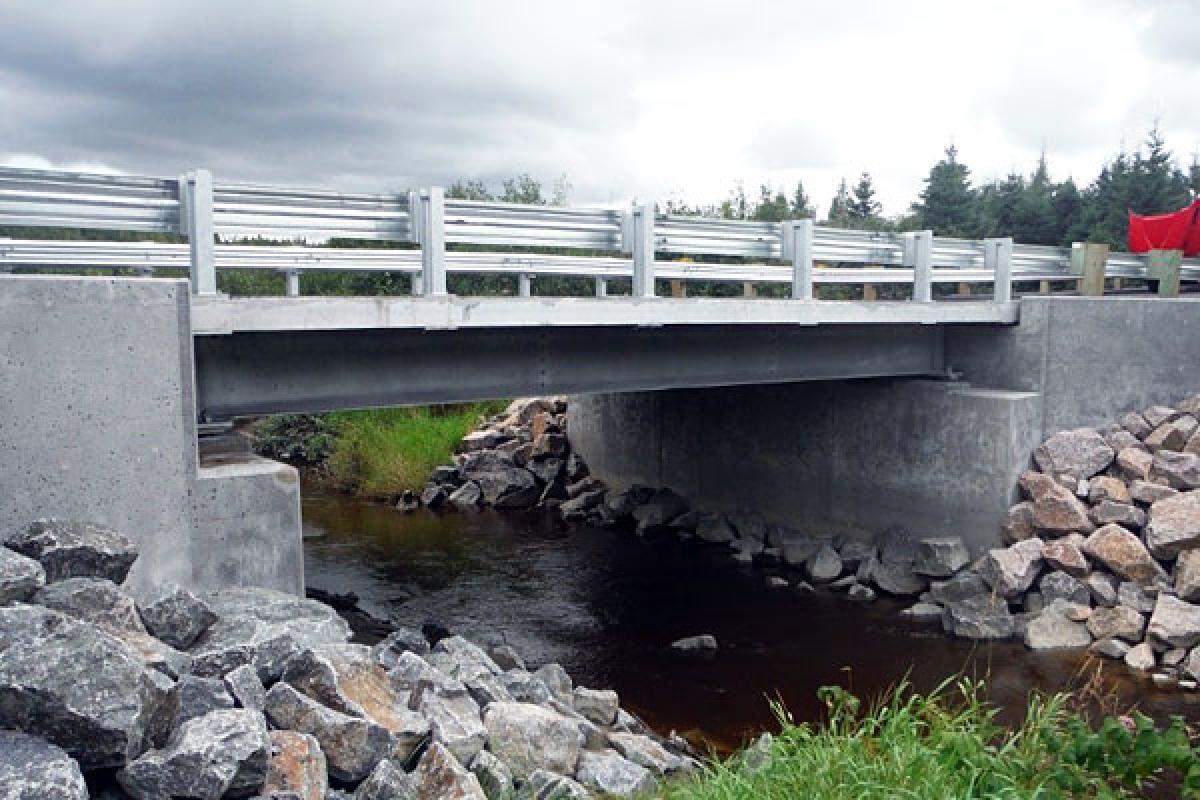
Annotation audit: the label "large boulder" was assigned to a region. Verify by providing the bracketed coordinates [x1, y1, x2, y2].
[1019, 472, 1094, 534]
[261, 730, 327, 800]
[1088, 476, 1131, 505]
[1024, 600, 1093, 650]
[1176, 549, 1200, 603]
[631, 490, 689, 536]
[0, 547, 45, 604]
[1082, 525, 1166, 585]
[468, 464, 541, 509]
[1150, 452, 1200, 490]
[575, 749, 657, 797]
[877, 525, 919, 565]
[980, 538, 1044, 598]
[1146, 416, 1199, 452]
[139, 586, 218, 649]
[806, 544, 843, 583]
[608, 732, 688, 776]
[1117, 448, 1154, 482]
[372, 627, 431, 666]
[428, 635, 504, 682]
[1001, 501, 1037, 542]
[928, 571, 989, 605]
[224, 664, 267, 712]
[867, 559, 927, 596]
[413, 741, 487, 800]
[33, 577, 146, 634]
[1042, 540, 1089, 578]
[173, 675, 235, 728]
[1086, 606, 1146, 642]
[1038, 571, 1090, 606]
[0, 604, 171, 769]
[1033, 429, 1114, 479]
[117, 709, 271, 800]
[189, 588, 351, 682]
[1131, 479, 1178, 505]
[1089, 502, 1146, 531]
[5, 519, 137, 584]
[1144, 492, 1200, 559]
[526, 770, 590, 799]
[1148, 594, 1200, 649]
[263, 683, 393, 784]
[942, 595, 1014, 639]
[412, 682, 486, 765]
[482, 702, 584, 781]
[0, 731, 88, 800]
[573, 686, 619, 726]
[913, 537, 969, 577]
[469, 749, 514, 800]
[355, 758, 417, 800]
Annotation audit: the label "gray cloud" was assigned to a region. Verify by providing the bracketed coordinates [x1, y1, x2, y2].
[0, 0, 1197, 212]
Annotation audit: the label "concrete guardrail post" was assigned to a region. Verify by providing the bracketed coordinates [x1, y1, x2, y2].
[984, 237, 1013, 304]
[784, 219, 815, 300]
[284, 269, 300, 297]
[631, 205, 655, 298]
[1070, 242, 1108, 296]
[904, 230, 933, 302]
[1147, 249, 1182, 297]
[181, 169, 217, 296]
[594, 277, 608, 297]
[418, 187, 447, 297]
[518, 273, 532, 297]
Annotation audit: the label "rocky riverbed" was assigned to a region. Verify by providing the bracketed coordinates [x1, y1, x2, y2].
[0, 519, 694, 798]
[411, 393, 1200, 691]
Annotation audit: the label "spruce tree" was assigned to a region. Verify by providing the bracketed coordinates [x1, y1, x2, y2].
[912, 146, 976, 236]
[790, 181, 815, 219]
[826, 178, 853, 227]
[848, 172, 882, 224]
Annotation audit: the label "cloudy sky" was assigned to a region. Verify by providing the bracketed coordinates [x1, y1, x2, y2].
[1, 0, 1197, 216]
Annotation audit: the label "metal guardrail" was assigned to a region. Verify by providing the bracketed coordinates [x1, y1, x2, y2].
[2, 166, 1197, 300]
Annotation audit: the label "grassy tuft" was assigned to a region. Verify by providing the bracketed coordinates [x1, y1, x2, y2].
[659, 679, 1200, 799]
[323, 402, 506, 498]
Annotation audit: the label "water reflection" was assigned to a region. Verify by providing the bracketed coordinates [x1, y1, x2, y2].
[302, 489, 1200, 752]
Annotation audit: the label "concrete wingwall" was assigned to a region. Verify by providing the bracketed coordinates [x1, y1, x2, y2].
[0, 275, 303, 599]
[571, 296, 1200, 554]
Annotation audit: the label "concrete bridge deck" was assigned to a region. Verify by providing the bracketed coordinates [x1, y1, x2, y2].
[190, 294, 1018, 419]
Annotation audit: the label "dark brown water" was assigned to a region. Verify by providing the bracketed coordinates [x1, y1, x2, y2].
[301, 489, 1200, 752]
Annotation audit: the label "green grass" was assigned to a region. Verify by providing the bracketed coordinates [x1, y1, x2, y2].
[322, 402, 506, 498]
[659, 680, 1200, 800]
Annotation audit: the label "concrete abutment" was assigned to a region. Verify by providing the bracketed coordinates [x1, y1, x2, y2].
[0, 275, 303, 598]
[571, 296, 1200, 555]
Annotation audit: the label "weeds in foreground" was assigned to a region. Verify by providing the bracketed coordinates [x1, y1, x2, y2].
[660, 679, 1200, 799]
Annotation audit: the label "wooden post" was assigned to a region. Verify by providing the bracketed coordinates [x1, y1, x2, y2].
[863, 284, 877, 301]
[1039, 280, 1051, 295]
[1112, 278, 1123, 291]
[1147, 249, 1182, 297]
[1070, 242, 1108, 297]
[742, 282, 756, 297]
[957, 282, 971, 297]
[670, 279, 686, 298]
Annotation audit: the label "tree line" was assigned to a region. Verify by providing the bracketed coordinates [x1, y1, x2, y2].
[677, 125, 1198, 249]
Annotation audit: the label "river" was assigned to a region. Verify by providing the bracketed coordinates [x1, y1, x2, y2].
[301, 488, 1200, 753]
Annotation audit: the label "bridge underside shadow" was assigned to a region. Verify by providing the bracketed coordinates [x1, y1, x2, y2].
[193, 323, 949, 419]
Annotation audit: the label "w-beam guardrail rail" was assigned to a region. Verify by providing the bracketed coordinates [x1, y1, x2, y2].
[2, 166, 1197, 305]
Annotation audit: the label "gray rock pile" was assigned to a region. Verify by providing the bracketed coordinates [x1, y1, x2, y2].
[0, 517, 692, 798]
[968, 393, 1200, 687]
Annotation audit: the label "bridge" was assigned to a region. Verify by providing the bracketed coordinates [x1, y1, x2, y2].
[2, 165, 1199, 599]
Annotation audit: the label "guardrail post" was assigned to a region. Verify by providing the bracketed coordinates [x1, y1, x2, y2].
[284, 269, 300, 297]
[985, 237, 1013, 303]
[1147, 249, 1182, 297]
[631, 205, 655, 298]
[904, 230, 933, 302]
[181, 170, 217, 295]
[785, 219, 814, 300]
[518, 273, 532, 297]
[1070, 242, 1108, 296]
[594, 277, 608, 297]
[418, 187, 447, 297]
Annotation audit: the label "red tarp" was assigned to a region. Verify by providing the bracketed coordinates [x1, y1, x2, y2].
[1129, 199, 1200, 257]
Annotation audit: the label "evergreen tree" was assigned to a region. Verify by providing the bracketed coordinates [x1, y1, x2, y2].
[1190, 156, 1200, 196]
[1011, 154, 1059, 245]
[501, 174, 545, 204]
[790, 181, 815, 219]
[446, 180, 493, 201]
[912, 146, 976, 236]
[826, 178, 853, 227]
[1128, 125, 1191, 215]
[1052, 178, 1084, 245]
[720, 182, 749, 220]
[848, 172, 882, 223]
[751, 184, 791, 222]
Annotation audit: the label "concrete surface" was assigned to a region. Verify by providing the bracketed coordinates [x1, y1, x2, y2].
[573, 295, 1200, 552]
[570, 381, 1042, 555]
[191, 294, 1019, 334]
[0, 275, 303, 598]
[193, 323, 949, 418]
[948, 296, 1200, 433]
